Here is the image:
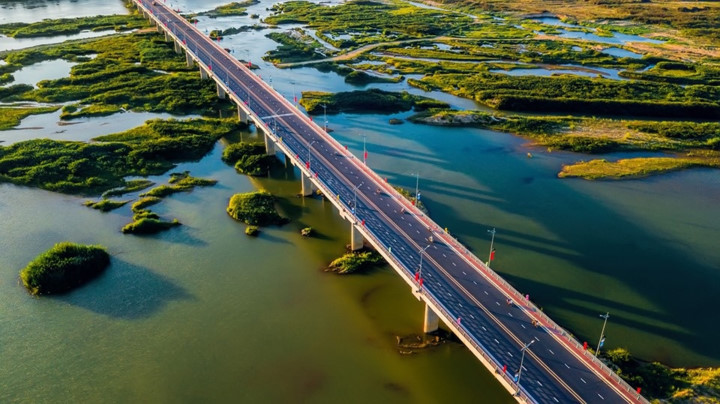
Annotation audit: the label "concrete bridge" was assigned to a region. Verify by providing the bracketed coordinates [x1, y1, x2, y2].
[133, 1, 648, 402]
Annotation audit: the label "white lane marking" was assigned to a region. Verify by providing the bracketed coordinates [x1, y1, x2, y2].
[553, 397, 559, 403]
[472, 281, 477, 285]
[508, 312, 513, 317]
[481, 326, 486, 331]
[442, 253, 446, 257]
[507, 352, 513, 358]
[484, 291, 489, 295]
[470, 314, 475, 319]
[537, 381, 543, 387]
[597, 394, 605, 400]
[494, 339, 499, 344]
[452, 262, 456, 266]
[462, 271, 466, 275]
[495, 301, 500, 306]
[535, 337, 540, 342]
[564, 363, 570, 369]
[580, 378, 587, 384]
[548, 349, 555, 355]
[520, 324, 526, 329]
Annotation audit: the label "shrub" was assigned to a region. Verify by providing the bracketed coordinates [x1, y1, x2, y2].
[20, 242, 110, 295]
[227, 191, 286, 226]
[121, 218, 180, 234]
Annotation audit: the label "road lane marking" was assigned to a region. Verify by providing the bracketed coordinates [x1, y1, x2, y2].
[548, 349, 555, 355]
[580, 378, 587, 384]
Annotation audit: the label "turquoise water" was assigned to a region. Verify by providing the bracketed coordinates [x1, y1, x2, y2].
[1, 1, 720, 403]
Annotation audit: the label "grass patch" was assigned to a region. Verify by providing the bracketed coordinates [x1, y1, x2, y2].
[558, 154, 720, 179]
[0, 118, 238, 194]
[264, 30, 327, 64]
[327, 250, 383, 274]
[60, 104, 122, 120]
[245, 225, 259, 236]
[194, 1, 258, 18]
[121, 217, 180, 234]
[131, 196, 162, 212]
[226, 191, 287, 226]
[344, 70, 403, 85]
[84, 199, 129, 212]
[19, 242, 110, 295]
[140, 172, 217, 197]
[300, 89, 448, 115]
[222, 142, 279, 176]
[0, 14, 146, 38]
[0, 106, 60, 130]
[102, 179, 154, 198]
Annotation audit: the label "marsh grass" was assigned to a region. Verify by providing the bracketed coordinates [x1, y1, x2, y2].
[226, 191, 287, 226]
[84, 199, 129, 212]
[20, 242, 110, 295]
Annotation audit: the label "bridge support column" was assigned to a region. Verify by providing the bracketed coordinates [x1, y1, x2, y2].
[423, 304, 439, 333]
[199, 66, 209, 80]
[186, 52, 194, 67]
[164, 31, 171, 42]
[217, 82, 226, 99]
[157, 24, 163, 33]
[264, 132, 275, 155]
[301, 172, 314, 196]
[174, 40, 182, 54]
[350, 223, 364, 251]
[237, 105, 248, 123]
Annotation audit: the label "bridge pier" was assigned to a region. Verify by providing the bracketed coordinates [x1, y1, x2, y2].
[301, 172, 315, 196]
[350, 223, 364, 251]
[199, 66, 209, 80]
[157, 24, 163, 33]
[237, 105, 248, 123]
[185, 52, 194, 67]
[174, 40, 182, 54]
[264, 132, 276, 155]
[423, 304, 440, 333]
[164, 31, 171, 42]
[217, 82, 226, 99]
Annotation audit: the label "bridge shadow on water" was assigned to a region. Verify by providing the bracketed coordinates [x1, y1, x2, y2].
[385, 127, 720, 366]
[56, 258, 193, 320]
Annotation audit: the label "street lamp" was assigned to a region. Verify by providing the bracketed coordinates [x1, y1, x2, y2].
[361, 134, 367, 165]
[321, 104, 328, 132]
[351, 182, 364, 216]
[416, 244, 431, 291]
[406, 172, 420, 206]
[596, 312, 610, 357]
[308, 140, 316, 170]
[516, 339, 535, 396]
[487, 227, 496, 267]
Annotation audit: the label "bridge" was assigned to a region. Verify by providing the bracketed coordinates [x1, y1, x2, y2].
[133, 1, 647, 402]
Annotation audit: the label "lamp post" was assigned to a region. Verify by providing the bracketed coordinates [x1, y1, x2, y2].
[362, 134, 367, 165]
[516, 339, 535, 396]
[351, 182, 364, 216]
[308, 140, 316, 170]
[406, 172, 420, 206]
[487, 227, 496, 266]
[321, 104, 328, 132]
[416, 244, 431, 290]
[596, 312, 610, 357]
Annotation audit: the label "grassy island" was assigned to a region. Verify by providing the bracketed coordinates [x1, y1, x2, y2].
[192, 1, 258, 18]
[84, 199, 129, 212]
[0, 14, 146, 38]
[0, 118, 237, 194]
[327, 250, 383, 274]
[102, 179, 154, 198]
[0, 106, 60, 130]
[20, 242, 110, 295]
[300, 89, 448, 115]
[121, 217, 180, 234]
[222, 142, 278, 176]
[558, 154, 720, 180]
[227, 191, 286, 226]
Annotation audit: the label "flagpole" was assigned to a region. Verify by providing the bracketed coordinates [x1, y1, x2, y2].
[596, 312, 610, 356]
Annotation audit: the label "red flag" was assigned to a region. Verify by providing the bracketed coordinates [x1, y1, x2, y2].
[419, 278, 424, 287]
[457, 317, 461, 324]
[309, 117, 312, 122]
[208, 65, 212, 71]
[314, 172, 318, 178]
[248, 61, 252, 67]
[412, 200, 416, 206]
[294, 96, 297, 103]
[306, 161, 310, 169]
[361, 220, 365, 226]
[502, 365, 507, 373]
[636, 387, 642, 394]
[364, 150, 368, 160]
[583, 341, 588, 350]
[415, 272, 419, 281]
[490, 249, 496, 261]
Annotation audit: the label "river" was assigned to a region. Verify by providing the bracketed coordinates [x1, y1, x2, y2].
[1, 0, 719, 402]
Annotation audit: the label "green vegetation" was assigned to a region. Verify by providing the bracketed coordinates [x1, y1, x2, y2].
[0, 14, 145, 38]
[84, 199, 129, 212]
[603, 348, 720, 401]
[1, 32, 233, 115]
[301, 227, 313, 237]
[245, 225, 259, 236]
[393, 185, 427, 214]
[222, 142, 278, 176]
[558, 154, 720, 180]
[132, 209, 159, 220]
[344, 70, 403, 85]
[121, 217, 180, 234]
[327, 250, 383, 274]
[0, 118, 238, 194]
[226, 191, 287, 226]
[0, 106, 60, 130]
[20, 242, 110, 295]
[60, 104, 122, 120]
[102, 179, 154, 198]
[264, 30, 326, 64]
[131, 197, 162, 212]
[300, 89, 448, 115]
[194, 1, 258, 18]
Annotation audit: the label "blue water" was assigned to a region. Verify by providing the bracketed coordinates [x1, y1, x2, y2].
[601, 47, 643, 59]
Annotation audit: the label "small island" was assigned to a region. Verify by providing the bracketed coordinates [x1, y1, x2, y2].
[327, 250, 383, 274]
[20, 242, 110, 295]
[299, 89, 448, 115]
[226, 191, 287, 226]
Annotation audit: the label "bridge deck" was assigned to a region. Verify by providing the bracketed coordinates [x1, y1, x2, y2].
[136, 1, 646, 402]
